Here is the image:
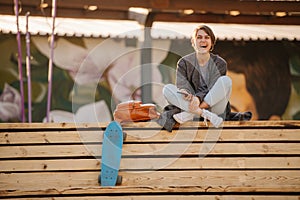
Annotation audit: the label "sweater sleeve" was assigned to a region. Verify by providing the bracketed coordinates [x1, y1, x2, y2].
[175, 58, 193, 93]
[217, 55, 227, 75]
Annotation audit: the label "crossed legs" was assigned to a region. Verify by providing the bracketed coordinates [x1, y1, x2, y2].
[162, 76, 232, 125]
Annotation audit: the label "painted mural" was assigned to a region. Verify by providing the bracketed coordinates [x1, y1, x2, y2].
[0, 34, 299, 122]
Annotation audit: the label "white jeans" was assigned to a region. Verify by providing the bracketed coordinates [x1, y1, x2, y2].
[163, 76, 232, 116]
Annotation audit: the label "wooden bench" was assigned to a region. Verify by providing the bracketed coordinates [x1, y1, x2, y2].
[1, 121, 300, 199]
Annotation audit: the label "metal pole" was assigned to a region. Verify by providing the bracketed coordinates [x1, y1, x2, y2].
[14, 0, 26, 122]
[141, 27, 152, 103]
[46, 0, 57, 122]
[25, 12, 32, 122]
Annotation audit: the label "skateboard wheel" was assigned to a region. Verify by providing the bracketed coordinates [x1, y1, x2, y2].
[116, 175, 122, 185]
[123, 132, 127, 141]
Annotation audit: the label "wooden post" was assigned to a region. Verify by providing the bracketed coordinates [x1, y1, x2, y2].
[141, 12, 154, 103]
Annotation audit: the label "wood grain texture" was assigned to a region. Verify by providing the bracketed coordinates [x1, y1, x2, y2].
[1, 120, 299, 198]
[1, 157, 300, 172]
[0, 120, 299, 130]
[0, 171, 299, 196]
[1, 129, 299, 144]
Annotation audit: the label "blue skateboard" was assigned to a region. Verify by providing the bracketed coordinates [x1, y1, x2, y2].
[98, 121, 124, 186]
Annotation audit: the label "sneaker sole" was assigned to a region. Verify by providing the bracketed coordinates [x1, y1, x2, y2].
[173, 114, 184, 124]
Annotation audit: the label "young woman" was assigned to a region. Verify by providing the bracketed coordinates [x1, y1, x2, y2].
[162, 25, 232, 128]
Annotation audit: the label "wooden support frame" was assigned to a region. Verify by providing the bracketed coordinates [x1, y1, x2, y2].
[0, 120, 300, 199]
[0, 0, 299, 25]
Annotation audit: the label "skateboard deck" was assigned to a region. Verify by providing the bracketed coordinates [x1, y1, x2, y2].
[99, 121, 123, 186]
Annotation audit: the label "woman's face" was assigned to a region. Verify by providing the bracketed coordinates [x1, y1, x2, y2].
[192, 29, 212, 54]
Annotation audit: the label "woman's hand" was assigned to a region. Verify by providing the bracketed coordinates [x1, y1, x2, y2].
[178, 89, 193, 101]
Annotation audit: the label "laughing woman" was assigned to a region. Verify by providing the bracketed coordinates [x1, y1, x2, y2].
[162, 25, 232, 128]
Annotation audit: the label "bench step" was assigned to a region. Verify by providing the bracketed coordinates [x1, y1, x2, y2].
[0, 121, 299, 198]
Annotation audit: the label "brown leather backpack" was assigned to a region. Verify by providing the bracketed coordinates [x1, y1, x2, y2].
[113, 100, 160, 123]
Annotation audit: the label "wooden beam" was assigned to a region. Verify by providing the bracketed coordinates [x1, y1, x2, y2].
[1, 120, 299, 198]
[1, 129, 300, 144]
[0, 120, 300, 130]
[1, 0, 299, 14]
[1, 0, 299, 25]
[2, 157, 300, 172]
[166, 0, 300, 13]
[1, 171, 299, 196]
[1, 5, 299, 25]
[0, 5, 130, 20]
[49, 0, 300, 13]
[1, 143, 300, 158]
[153, 12, 300, 25]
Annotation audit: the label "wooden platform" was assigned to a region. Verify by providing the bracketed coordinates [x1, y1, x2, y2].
[1, 121, 300, 199]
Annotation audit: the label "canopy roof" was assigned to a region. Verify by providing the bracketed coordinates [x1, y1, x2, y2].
[0, 0, 299, 25]
[0, 15, 299, 41]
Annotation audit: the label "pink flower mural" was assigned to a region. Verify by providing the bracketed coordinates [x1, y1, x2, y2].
[31, 35, 171, 122]
[0, 83, 22, 121]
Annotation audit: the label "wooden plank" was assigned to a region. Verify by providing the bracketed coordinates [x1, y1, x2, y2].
[0, 120, 299, 130]
[1, 170, 299, 197]
[1, 0, 300, 15]
[8, 195, 300, 200]
[1, 143, 299, 158]
[120, 157, 300, 170]
[1, 157, 300, 172]
[153, 12, 300, 25]
[0, 122, 108, 130]
[0, 145, 94, 158]
[121, 120, 300, 129]
[0, 121, 299, 199]
[0, 130, 101, 144]
[1, 129, 300, 144]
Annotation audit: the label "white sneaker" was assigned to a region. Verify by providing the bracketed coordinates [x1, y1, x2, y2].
[201, 109, 223, 128]
[173, 111, 194, 124]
